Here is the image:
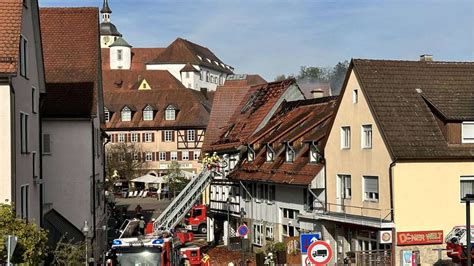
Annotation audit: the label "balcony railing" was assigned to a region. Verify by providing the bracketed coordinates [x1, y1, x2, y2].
[323, 202, 393, 225]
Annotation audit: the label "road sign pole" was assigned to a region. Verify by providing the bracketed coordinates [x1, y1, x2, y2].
[7, 236, 10, 266]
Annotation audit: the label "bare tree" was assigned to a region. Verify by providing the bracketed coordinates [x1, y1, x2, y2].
[105, 142, 149, 184]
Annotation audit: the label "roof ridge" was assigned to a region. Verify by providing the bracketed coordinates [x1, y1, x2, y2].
[353, 58, 474, 65]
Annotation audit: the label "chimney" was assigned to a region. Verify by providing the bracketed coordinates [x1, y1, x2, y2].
[419, 54, 433, 62]
[311, 89, 324, 99]
[200, 87, 208, 99]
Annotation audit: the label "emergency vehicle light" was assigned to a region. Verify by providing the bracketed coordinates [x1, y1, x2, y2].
[152, 239, 164, 245]
[112, 239, 123, 246]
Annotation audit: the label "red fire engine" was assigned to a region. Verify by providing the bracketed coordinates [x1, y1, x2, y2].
[184, 205, 207, 234]
[446, 225, 474, 264]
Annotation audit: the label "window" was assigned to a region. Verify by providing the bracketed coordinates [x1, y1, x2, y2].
[165, 106, 176, 120]
[285, 143, 295, 162]
[20, 185, 29, 220]
[159, 152, 166, 161]
[118, 133, 125, 143]
[121, 106, 131, 121]
[337, 175, 352, 199]
[143, 105, 154, 121]
[247, 145, 255, 162]
[303, 189, 314, 211]
[145, 152, 152, 161]
[144, 133, 153, 142]
[200, 71, 204, 81]
[253, 224, 263, 246]
[187, 130, 195, 141]
[164, 130, 173, 142]
[104, 108, 110, 122]
[267, 184, 275, 203]
[353, 89, 358, 103]
[117, 49, 123, 61]
[142, 83, 147, 89]
[266, 144, 274, 162]
[185, 72, 190, 78]
[309, 143, 320, 163]
[283, 208, 299, 219]
[133, 153, 139, 161]
[341, 126, 351, 149]
[131, 133, 138, 143]
[193, 150, 200, 160]
[32, 152, 37, 178]
[42, 133, 51, 154]
[362, 125, 373, 149]
[182, 151, 189, 161]
[265, 225, 274, 240]
[363, 176, 379, 201]
[282, 225, 298, 237]
[462, 122, 474, 143]
[20, 35, 27, 77]
[32, 87, 37, 113]
[171, 152, 178, 161]
[20, 113, 28, 153]
[460, 176, 474, 201]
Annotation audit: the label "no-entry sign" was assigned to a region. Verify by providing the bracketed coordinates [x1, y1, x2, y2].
[307, 240, 332, 265]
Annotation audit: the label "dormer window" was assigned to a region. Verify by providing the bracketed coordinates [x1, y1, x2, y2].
[462, 122, 474, 143]
[143, 105, 154, 121]
[266, 144, 274, 162]
[104, 107, 110, 122]
[165, 106, 176, 121]
[117, 49, 123, 61]
[285, 143, 295, 162]
[121, 106, 132, 121]
[247, 145, 255, 162]
[309, 142, 320, 163]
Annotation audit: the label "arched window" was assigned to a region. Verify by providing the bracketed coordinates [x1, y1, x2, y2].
[165, 106, 176, 121]
[143, 105, 154, 121]
[121, 106, 131, 121]
[104, 107, 110, 122]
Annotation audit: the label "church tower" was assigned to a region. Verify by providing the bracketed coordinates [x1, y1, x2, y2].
[100, 0, 122, 48]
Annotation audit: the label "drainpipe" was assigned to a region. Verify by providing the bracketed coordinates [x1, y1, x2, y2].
[102, 132, 110, 212]
[389, 160, 396, 266]
[91, 120, 97, 259]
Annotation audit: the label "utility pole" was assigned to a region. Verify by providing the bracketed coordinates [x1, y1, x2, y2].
[463, 194, 474, 266]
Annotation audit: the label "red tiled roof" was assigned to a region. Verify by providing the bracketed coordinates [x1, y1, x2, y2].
[202, 74, 267, 151]
[42, 82, 94, 118]
[149, 38, 233, 74]
[229, 97, 338, 185]
[208, 78, 301, 151]
[103, 69, 185, 92]
[0, 0, 22, 74]
[104, 88, 211, 130]
[40, 7, 101, 115]
[101, 47, 165, 70]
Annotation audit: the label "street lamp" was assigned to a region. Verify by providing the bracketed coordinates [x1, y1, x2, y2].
[82, 221, 90, 266]
[463, 194, 474, 266]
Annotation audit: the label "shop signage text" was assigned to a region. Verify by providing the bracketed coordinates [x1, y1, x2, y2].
[397, 230, 443, 246]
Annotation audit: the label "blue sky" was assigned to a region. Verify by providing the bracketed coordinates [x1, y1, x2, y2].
[39, 0, 473, 80]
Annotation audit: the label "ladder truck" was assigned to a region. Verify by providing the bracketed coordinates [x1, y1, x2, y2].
[107, 156, 225, 265]
[446, 225, 474, 264]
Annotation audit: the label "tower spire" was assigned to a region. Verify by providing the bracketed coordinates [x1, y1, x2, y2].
[101, 0, 112, 22]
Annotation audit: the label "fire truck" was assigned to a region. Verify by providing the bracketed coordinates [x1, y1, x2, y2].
[107, 166, 220, 265]
[446, 225, 474, 264]
[184, 205, 207, 234]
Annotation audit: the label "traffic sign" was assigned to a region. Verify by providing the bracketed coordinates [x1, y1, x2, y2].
[237, 224, 249, 237]
[301, 254, 315, 266]
[300, 233, 321, 253]
[307, 240, 332, 265]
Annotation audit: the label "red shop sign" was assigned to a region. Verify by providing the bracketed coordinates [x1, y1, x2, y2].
[397, 230, 443, 246]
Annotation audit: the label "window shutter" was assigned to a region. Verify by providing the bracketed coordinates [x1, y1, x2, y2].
[43, 134, 51, 154]
[166, 152, 170, 161]
[152, 152, 156, 161]
[185, 130, 188, 141]
[142, 133, 146, 141]
[162, 131, 165, 141]
[152, 133, 155, 142]
[171, 131, 175, 142]
[178, 151, 182, 161]
[142, 152, 146, 162]
[364, 177, 378, 193]
[189, 151, 194, 160]
[126, 133, 130, 142]
[137, 133, 141, 142]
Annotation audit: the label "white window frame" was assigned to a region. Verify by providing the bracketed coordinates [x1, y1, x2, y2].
[159, 152, 166, 161]
[164, 130, 173, 142]
[171, 151, 178, 161]
[121, 106, 131, 122]
[145, 152, 152, 161]
[462, 122, 474, 143]
[182, 151, 189, 161]
[361, 124, 373, 149]
[187, 130, 195, 142]
[165, 107, 176, 120]
[460, 176, 474, 202]
[265, 224, 274, 240]
[193, 150, 200, 160]
[117, 49, 123, 61]
[104, 108, 110, 122]
[118, 133, 125, 143]
[131, 133, 138, 143]
[285, 143, 295, 162]
[144, 133, 153, 142]
[247, 145, 255, 162]
[363, 176, 379, 202]
[266, 144, 274, 162]
[337, 174, 352, 199]
[309, 143, 320, 163]
[353, 89, 358, 104]
[143, 105, 154, 121]
[253, 223, 263, 246]
[341, 126, 351, 149]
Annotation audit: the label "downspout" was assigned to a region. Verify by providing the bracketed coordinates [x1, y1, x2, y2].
[39, 91, 45, 227]
[9, 77, 16, 214]
[389, 160, 396, 266]
[102, 132, 110, 213]
[91, 120, 97, 255]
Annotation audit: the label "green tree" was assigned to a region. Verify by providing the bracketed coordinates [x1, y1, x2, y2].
[52, 235, 85, 265]
[0, 203, 48, 264]
[329, 60, 349, 94]
[166, 162, 190, 198]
